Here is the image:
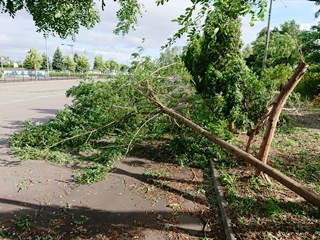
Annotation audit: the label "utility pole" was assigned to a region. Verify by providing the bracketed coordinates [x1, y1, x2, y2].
[261, 0, 273, 75]
[45, 36, 50, 77]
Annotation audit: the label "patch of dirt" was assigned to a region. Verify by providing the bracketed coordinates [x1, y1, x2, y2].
[0, 157, 225, 239]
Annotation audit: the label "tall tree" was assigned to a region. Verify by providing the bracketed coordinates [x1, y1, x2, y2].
[105, 60, 120, 73]
[295, 25, 320, 97]
[76, 55, 90, 72]
[248, 21, 301, 75]
[52, 47, 64, 71]
[73, 53, 81, 72]
[23, 48, 43, 79]
[64, 55, 76, 75]
[93, 55, 105, 72]
[41, 53, 50, 71]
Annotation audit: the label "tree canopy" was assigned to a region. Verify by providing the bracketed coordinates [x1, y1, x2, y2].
[0, 0, 268, 41]
[76, 55, 90, 72]
[52, 47, 64, 71]
[23, 48, 43, 71]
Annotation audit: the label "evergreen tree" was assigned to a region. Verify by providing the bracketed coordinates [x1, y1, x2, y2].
[73, 53, 80, 72]
[52, 47, 64, 71]
[41, 53, 50, 70]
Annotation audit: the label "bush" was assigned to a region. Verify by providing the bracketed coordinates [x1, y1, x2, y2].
[295, 72, 320, 99]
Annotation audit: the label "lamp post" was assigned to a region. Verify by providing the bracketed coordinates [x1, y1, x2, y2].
[61, 43, 74, 56]
[45, 36, 50, 77]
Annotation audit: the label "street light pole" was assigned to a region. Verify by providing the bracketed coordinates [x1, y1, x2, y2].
[45, 37, 50, 77]
[261, 0, 273, 75]
[61, 43, 74, 56]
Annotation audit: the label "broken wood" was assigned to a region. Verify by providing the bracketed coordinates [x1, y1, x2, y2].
[246, 107, 271, 153]
[146, 80, 320, 208]
[257, 61, 309, 180]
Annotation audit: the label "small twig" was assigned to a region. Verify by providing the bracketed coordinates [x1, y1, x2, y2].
[125, 112, 161, 155]
[45, 113, 134, 150]
[45, 124, 112, 150]
[149, 62, 179, 77]
[191, 168, 198, 182]
[246, 107, 271, 153]
[84, 131, 94, 144]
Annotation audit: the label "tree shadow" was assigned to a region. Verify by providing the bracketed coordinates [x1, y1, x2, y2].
[122, 159, 202, 184]
[129, 143, 175, 164]
[113, 167, 207, 206]
[30, 108, 60, 115]
[0, 198, 213, 239]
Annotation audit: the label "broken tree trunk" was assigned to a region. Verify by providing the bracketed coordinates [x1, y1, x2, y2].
[246, 107, 271, 153]
[147, 81, 320, 208]
[257, 61, 309, 180]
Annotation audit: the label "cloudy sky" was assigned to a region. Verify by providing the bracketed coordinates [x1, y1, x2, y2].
[0, 0, 318, 66]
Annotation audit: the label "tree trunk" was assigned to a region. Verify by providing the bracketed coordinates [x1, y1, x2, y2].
[147, 80, 320, 207]
[257, 62, 309, 179]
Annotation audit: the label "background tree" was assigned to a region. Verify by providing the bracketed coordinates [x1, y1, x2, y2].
[105, 60, 120, 74]
[52, 47, 64, 71]
[23, 48, 43, 79]
[93, 55, 105, 72]
[64, 55, 76, 75]
[76, 55, 90, 72]
[295, 25, 320, 97]
[158, 47, 181, 66]
[41, 53, 50, 71]
[249, 23, 300, 73]
[73, 53, 81, 72]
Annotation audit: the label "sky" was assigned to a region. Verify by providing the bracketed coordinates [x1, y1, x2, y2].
[0, 0, 318, 66]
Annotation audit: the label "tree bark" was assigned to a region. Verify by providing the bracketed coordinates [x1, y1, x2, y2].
[246, 107, 271, 153]
[147, 80, 320, 207]
[257, 62, 309, 177]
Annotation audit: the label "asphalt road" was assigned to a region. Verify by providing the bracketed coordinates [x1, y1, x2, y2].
[0, 80, 79, 211]
[0, 80, 78, 133]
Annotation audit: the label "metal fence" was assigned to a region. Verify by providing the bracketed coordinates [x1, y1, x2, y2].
[0, 75, 108, 83]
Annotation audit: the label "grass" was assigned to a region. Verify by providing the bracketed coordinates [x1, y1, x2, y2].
[14, 215, 34, 231]
[216, 108, 320, 239]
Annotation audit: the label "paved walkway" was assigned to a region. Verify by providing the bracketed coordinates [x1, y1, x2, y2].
[0, 81, 222, 239]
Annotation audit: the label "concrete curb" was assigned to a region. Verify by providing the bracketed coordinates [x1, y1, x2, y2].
[210, 160, 237, 240]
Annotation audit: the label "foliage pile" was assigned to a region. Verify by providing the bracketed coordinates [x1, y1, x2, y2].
[9, 6, 277, 184]
[10, 51, 233, 182]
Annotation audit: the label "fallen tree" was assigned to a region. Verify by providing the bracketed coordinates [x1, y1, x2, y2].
[257, 62, 309, 181]
[10, 57, 319, 207]
[144, 66, 320, 207]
